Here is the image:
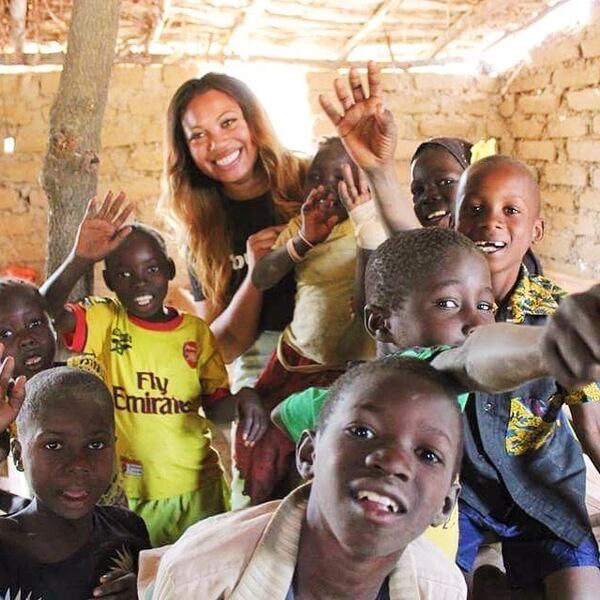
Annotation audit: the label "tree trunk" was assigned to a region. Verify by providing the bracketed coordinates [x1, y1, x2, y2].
[42, 0, 120, 300]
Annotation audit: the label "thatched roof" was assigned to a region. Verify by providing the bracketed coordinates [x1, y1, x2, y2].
[0, 0, 573, 70]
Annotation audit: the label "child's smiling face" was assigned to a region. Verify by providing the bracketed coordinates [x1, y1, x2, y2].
[410, 146, 464, 229]
[0, 285, 56, 379]
[104, 230, 174, 322]
[303, 369, 460, 558]
[14, 389, 115, 521]
[304, 141, 357, 222]
[456, 161, 544, 281]
[367, 247, 495, 351]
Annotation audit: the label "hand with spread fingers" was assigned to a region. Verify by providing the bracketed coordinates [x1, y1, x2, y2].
[338, 164, 372, 212]
[300, 185, 340, 246]
[74, 191, 134, 263]
[319, 61, 397, 173]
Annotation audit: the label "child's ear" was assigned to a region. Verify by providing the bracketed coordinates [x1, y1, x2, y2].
[364, 304, 394, 343]
[430, 480, 460, 527]
[531, 218, 544, 244]
[102, 269, 115, 292]
[10, 439, 24, 472]
[167, 258, 176, 281]
[296, 430, 316, 481]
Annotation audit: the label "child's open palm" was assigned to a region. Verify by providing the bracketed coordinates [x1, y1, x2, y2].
[75, 191, 134, 262]
[0, 347, 25, 433]
[300, 186, 339, 245]
[338, 164, 372, 212]
[319, 62, 397, 172]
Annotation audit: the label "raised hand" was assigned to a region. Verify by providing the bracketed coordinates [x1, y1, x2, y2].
[300, 186, 340, 245]
[338, 163, 372, 212]
[319, 62, 397, 173]
[0, 345, 26, 433]
[74, 191, 134, 263]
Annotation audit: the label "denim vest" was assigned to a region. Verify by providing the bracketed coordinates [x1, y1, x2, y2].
[461, 268, 593, 546]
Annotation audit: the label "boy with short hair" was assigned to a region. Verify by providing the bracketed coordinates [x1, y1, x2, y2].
[42, 192, 268, 546]
[0, 366, 150, 599]
[320, 70, 600, 594]
[139, 356, 468, 600]
[454, 155, 600, 595]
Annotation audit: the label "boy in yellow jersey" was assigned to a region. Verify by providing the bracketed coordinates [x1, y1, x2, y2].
[42, 192, 268, 546]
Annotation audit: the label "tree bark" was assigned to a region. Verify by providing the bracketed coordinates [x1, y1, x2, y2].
[42, 0, 121, 299]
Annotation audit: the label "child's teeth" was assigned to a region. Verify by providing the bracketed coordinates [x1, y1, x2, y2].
[475, 241, 506, 253]
[216, 149, 240, 167]
[135, 295, 153, 306]
[357, 489, 399, 513]
[426, 210, 448, 220]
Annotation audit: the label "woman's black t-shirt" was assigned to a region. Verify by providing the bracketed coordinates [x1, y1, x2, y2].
[188, 193, 296, 333]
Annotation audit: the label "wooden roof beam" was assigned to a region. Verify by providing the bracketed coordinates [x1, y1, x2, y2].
[223, 0, 268, 57]
[10, 0, 27, 60]
[426, 0, 515, 60]
[339, 0, 407, 60]
[146, 0, 172, 51]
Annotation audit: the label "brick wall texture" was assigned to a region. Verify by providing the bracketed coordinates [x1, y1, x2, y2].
[2, 9, 600, 292]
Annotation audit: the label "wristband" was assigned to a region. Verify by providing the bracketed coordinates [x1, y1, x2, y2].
[286, 238, 303, 263]
[349, 201, 388, 250]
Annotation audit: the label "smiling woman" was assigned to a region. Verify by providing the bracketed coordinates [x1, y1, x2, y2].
[164, 74, 309, 390]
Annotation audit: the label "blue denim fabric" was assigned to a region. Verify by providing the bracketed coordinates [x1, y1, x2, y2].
[457, 499, 600, 588]
[460, 268, 594, 547]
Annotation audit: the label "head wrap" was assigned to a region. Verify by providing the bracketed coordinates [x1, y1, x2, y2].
[411, 137, 472, 170]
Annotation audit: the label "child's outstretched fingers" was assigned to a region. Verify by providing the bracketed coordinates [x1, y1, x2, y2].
[0, 353, 26, 432]
[91, 568, 136, 599]
[541, 285, 600, 389]
[301, 186, 339, 245]
[318, 62, 397, 173]
[339, 164, 372, 212]
[74, 190, 133, 263]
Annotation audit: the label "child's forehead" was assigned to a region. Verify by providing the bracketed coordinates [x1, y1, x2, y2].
[311, 145, 349, 170]
[34, 393, 113, 427]
[108, 230, 167, 262]
[337, 371, 452, 416]
[0, 286, 44, 315]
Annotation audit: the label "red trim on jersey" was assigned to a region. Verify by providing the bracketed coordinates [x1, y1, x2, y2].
[202, 387, 230, 409]
[127, 307, 183, 331]
[63, 303, 88, 352]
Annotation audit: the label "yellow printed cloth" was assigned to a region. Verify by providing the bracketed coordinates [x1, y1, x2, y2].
[275, 216, 374, 368]
[503, 268, 600, 455]
[65, 297, 229, 501]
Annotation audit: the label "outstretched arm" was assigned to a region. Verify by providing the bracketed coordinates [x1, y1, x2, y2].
[434, 283, 600, 393]
[319, 62, 419, 232]
[40, 191, 133, 333]
[252, 186, 339, 291]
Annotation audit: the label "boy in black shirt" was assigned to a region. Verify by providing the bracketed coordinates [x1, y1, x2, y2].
[0, 366, 149, 599]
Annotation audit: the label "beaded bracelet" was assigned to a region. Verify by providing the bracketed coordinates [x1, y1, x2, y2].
[297, 230, 315, 249]
[286, 238, 303, 263]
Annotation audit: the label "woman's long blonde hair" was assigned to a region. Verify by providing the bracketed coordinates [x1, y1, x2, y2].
[164, 73, 308, 312]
